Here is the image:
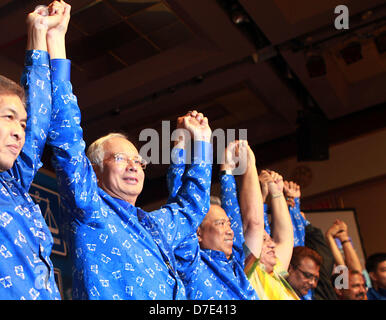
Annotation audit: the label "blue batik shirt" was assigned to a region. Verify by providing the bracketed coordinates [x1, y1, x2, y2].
[167, 152, 258, 300]
[289, 197, 309, 247]
[0, 50, 60, 300]
[264, 198, 308, 245]
[46, 60, 212, 299]
[263, 204, 270, 234]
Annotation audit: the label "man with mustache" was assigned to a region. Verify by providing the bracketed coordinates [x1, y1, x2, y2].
[326, 219, 367, 300]
[332, 269, 367, 300]
[0, 2, 64, 299]
[286, 246, 323, 299]
[168, 140, 261, 299]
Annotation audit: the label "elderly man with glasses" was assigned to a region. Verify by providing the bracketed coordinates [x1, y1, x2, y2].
[44, 1, 213, 300]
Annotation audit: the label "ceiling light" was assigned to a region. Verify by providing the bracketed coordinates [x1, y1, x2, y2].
[340, 41, 362, 65]
[305, 54, 326, 78]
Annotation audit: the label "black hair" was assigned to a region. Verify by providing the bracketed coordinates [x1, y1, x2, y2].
[366, 253, 386, 273]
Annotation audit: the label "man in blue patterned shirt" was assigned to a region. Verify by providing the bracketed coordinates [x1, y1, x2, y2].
[0, 3, 64, 299]
[44, 3, 213, 299]
[168, 140, 263, 299]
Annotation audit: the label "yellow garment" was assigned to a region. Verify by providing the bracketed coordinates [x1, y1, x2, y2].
[244, 254, 300, 300]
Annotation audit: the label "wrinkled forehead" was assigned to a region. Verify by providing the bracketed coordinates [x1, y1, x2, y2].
[201, 205, 229, 225]
[103, 137, 138, 156]
[0, 94, 27, 118]
[298, 257, 320, 273]
[208, 204, 228, 219]
[349, 273, 365, 285]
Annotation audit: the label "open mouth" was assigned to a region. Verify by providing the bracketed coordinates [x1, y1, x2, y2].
[267, 250, 275, 257]
[123, 177, 138, 184]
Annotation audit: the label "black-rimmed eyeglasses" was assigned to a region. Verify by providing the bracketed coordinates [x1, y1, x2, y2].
[295, 266, 319, 283]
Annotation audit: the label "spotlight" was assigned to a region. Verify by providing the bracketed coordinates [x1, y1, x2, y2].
[340, 41, 362, 65]
[374, 31, 386, 54]
[231, 10, 249, 24]
[305, 54, 326, 78]
[230, 3, 249, 25]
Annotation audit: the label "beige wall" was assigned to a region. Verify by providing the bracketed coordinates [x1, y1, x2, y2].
[302, 175, 386, 257]
[340, 176, 386, 256]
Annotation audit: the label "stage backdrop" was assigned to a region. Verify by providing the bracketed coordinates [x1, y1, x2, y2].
[305, 209, 366, 268]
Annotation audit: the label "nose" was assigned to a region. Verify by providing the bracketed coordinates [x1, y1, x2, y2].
[307, 275, 319, 288]
[225, 225, 234, 236]
[126, 163, 138, 172]
[11, 121, 25, 141]
[267, 238, 276, 249]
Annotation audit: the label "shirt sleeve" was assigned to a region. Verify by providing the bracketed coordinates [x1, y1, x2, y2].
[220, 174, 245, 262]
[264, 203, 271, 235]
[152, 141, 212, 250]
[12, 50, 52, 190]
[166, 148, 186, 202]
[289, 197, 309, 247]
[47, 59, 102, 224]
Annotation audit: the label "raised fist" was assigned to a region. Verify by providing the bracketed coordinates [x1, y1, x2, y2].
[284, 181, 301, 199]
[180, 110, 212, 142]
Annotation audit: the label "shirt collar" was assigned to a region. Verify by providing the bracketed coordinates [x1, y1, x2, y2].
[101, 191, 137, 216]
[201, 248, 232, 262]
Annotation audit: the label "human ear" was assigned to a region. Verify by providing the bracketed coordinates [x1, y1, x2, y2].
[197, 227, 202, 243]
[368, 271, 377, 283]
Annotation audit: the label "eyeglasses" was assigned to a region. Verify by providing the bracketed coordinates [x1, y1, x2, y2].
[295, 266, 319, 283]
[112, 153, 147, 169]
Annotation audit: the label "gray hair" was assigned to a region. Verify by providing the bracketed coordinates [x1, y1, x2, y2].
[86, 132, 129, 170]
[210, 196, 222, 206]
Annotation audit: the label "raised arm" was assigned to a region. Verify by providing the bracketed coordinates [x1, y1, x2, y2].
[325, 220, 346, 268]
[166, 112, 191, 201]
[46, 0, 70, 60]
[284, 181, 308, 247]
[329, 219, 363, 272]
[166, 110, 212, 210]
[218, 141, 247, 254]
[44, 2, 102, 223]
[235, 142, 265, 259]
[160, 110, 213, 247]
[261, 170, 294, 270]
[15, 4, 62, 189]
